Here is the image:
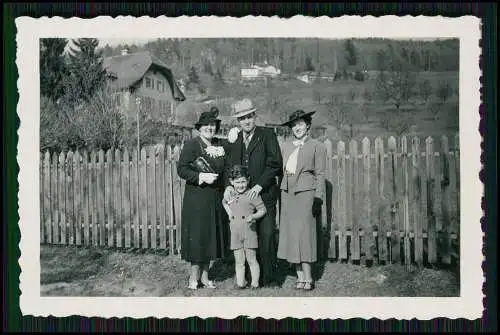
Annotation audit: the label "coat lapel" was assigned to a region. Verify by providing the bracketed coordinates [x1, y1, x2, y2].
[245, 127, 261, 156]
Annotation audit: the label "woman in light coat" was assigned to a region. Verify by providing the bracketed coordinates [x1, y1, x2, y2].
[277, 110, 326, 291]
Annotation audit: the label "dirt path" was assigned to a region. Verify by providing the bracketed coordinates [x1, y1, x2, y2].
[40, 245, 459, 297]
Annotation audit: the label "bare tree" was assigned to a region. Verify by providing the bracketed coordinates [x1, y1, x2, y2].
[375, 47, 417, 111]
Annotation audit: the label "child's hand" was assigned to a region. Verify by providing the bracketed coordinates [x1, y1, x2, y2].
[246, 215, 256, 224]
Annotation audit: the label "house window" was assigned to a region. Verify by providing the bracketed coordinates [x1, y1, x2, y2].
[145, 77, 152, 89]
[157, 80, 165, 92]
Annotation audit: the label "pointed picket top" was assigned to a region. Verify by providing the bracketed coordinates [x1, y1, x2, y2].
[348, 138, 358, 155]
[98, 149, 105, 163]
[388, 136, 397, 153]
[90, 149, 97, 163]
[106, 148, 113, 163]
[114, 148, 121, 165]
[58, 151, 66, 165]
[123, 147, 130, 163]
[44, 151, 51, 164]
[74, 149, 81, 163]
[401, 136, 408, 154]
[173, 144, 182, 160]
[66, 151, 74, 166]
[425, 136, 434, 146]
[441, 135, 449, 153]
[337, 140, 345, 153]
[323, 138, 333, 155]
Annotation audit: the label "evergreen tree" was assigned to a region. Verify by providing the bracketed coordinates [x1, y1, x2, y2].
[345, 39, 358, 66]
[304, 55, 315, 72]
[40, 38, 68, 101]
[65, 38, 108, 105]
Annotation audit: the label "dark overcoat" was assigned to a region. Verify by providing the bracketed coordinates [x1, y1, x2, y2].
[177, 136, 229, 263]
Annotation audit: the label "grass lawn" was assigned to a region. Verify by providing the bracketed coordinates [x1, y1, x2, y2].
[41, 244, 459, 297]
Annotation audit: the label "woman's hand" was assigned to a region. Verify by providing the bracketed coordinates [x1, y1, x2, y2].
[224, 186, 237, 203]
[312, 197, 323, 217]
[199, 172, 219, 185]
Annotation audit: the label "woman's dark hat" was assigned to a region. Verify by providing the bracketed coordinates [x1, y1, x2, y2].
[195, 106, 222, 129]
[281, 109, 316, 127]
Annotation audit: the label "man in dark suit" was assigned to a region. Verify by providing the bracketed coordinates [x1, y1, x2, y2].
[224, 98, 283, 287]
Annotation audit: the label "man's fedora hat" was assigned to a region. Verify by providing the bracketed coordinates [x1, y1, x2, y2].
[231, 98, 257, 118]
[281, 109, 316, 127]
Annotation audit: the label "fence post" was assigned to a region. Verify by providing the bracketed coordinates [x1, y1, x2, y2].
[388, 136, 400, 263]
[149, 147, 158, 249]
[440, 135, 452, 265]
[90, 150, 97, 246]
[411, 137, 424, 265]
[324, 139, 336, 260]
[51, 152, 59, 244]
[401, 136, 412, 271]
[337, 140, 347, 261]
[58, 151, 67, 245]
[40, 155, 45, 243]
[425, 136, 437, 264]
[105, 149, 113, 247]
[140, 147, 148, 249]
[131, 149, 140, 248]
[158, 146, 167, 250]
[374, 137, 387, 263]
[173, 144, 183, 255]
[114, 148, 123, 248]
[43, 151, 51, 244]
[362, 138, 374, 263]
[166, 145, 175, 254]
[123, 148, 131, 248]
[66, 151, 75, 246]
[98, 149, 105, 246]
[73, 150, 81, 246]
[82, 151, 89, 245]
[349, 139, 360, 263]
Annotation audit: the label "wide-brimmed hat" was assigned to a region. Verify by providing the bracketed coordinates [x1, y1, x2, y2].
[281, 109, 316, 127]
[195, 106, 221, 130]
[231, 98, 257, 118]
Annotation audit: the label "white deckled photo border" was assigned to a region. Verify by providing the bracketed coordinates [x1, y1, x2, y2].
[16, 15, 483, 320]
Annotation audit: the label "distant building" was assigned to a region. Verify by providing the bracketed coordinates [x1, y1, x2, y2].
[103, 49, 185, 123]
[240, 63, 281, 81]
[297, 72, 336, 84]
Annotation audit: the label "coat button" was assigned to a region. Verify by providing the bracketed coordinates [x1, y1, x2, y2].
[231, 216, 235, 219]
[242, 216, 245, 219]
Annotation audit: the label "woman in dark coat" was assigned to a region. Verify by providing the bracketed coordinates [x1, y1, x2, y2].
[177, 107, 229, 290]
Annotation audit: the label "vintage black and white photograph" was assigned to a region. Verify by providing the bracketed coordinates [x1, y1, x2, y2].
[17, 16, 482, 320]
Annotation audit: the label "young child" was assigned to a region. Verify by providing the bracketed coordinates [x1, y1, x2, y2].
[222, 165, 267, 289]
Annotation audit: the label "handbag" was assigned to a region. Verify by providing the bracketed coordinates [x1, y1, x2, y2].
[191, 156, 215, 173]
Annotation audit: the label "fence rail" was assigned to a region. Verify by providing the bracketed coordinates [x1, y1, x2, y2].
[40, 134, 460, 268]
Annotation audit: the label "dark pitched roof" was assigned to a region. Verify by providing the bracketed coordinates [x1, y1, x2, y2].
[102, 51, 185, 101]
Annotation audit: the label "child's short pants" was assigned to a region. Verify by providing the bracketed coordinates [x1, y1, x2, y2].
[229, 216, 258, 250]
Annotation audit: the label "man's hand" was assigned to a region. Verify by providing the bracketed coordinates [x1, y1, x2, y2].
[224, 186, 237, 203]
[246, 214, 256, 224]
[247, 184, 263, 200]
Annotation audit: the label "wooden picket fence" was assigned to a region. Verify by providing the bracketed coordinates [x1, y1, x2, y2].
[39, 133, 460, 268]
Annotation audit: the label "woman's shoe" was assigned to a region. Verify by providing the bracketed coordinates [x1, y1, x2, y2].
[201, 280, 217, 289]
[295, 281, 305, 290]
[303, 281, 314, 291]
[187, 281, 198, 290]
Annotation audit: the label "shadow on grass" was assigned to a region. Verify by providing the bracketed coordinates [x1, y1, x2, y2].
[40, 245, 106, 284]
